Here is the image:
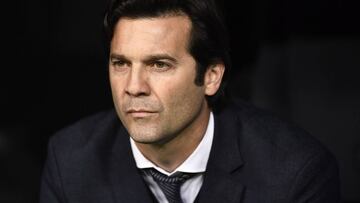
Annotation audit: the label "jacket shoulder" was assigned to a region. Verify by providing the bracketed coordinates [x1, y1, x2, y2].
[225, 101, 329, 156]
[48, 109, 122, 154]
[219, 101, 340, 201]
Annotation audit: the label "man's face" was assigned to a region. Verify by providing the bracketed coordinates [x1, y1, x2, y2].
[109, 15, 212, 145]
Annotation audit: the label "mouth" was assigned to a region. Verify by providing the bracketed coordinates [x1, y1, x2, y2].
[126, 109, 158, 118]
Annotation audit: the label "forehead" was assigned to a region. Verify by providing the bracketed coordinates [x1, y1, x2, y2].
[111, 15, 192, 56]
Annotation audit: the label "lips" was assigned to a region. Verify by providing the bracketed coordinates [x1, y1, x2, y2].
[126, 109, 157, 118]
[127, 109, 156, 113]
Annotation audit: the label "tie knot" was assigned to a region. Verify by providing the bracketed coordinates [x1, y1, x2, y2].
[147, 168, 193, 184]
[144, 168, 196, 203]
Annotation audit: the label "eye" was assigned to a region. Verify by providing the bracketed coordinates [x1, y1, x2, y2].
[151, 61, 171, 71]
[111, 60, 129, 71]
[112, 60, 125, 67]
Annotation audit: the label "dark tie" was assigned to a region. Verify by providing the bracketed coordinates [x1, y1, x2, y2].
[147, 168, 194, 203]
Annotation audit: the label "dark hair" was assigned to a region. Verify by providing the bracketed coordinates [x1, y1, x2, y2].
[104, 0, 231, 111]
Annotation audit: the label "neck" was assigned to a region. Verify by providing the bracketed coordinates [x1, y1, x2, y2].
[135, 104, 211, 173]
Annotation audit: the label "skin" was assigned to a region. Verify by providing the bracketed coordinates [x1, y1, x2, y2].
[109, 14, 224, 172]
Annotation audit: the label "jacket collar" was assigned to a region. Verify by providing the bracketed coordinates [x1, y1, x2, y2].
[196, 107, 245, 203]
[108, 124, 156, 202]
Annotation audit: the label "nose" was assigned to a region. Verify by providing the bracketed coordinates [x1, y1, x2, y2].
[125, 66, 151, 97]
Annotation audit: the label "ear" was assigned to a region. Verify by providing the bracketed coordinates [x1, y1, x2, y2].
[204, 62, 225, 96]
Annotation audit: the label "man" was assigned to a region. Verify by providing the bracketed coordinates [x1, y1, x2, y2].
[40, 0, 341, 202]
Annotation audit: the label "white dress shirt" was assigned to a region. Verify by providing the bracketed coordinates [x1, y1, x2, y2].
[130, 112, 214, 203]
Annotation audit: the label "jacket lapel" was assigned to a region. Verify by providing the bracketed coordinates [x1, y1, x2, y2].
[196, 109, 245, 203]
[108, 125, 156, 203]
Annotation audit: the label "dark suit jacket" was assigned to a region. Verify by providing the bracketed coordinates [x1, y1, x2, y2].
[40, 102, 341, 202]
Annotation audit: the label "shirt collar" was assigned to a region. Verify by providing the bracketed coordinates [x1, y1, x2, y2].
[130, 112, 214, 176]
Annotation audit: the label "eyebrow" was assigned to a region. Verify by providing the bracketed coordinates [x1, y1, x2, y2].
[110, 53, 178, 64]
[143, 54, 178, 64]
[110, 54, 130, 62]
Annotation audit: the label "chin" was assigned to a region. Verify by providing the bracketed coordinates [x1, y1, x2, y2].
[130, 131, 173, 145]
[130, 131, 160, 143]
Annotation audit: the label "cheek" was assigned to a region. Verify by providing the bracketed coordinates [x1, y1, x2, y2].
[158, 78, 204, 113]
[110, 77, 126, 106]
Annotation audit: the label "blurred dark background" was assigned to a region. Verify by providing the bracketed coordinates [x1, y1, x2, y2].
[1, 0, 359, 202]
